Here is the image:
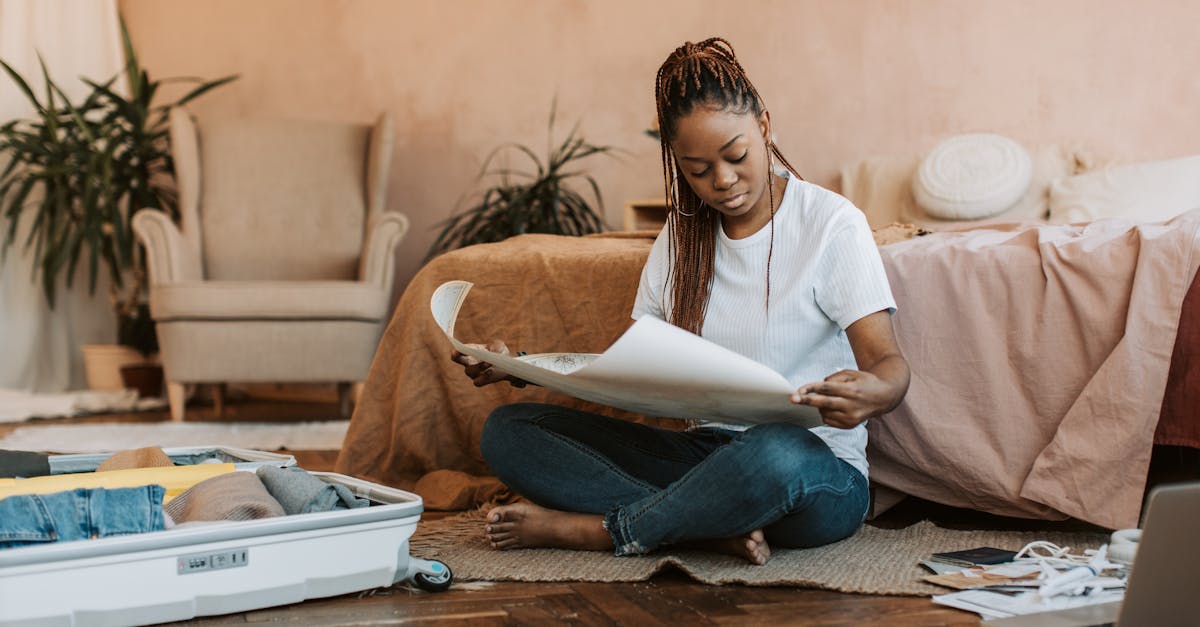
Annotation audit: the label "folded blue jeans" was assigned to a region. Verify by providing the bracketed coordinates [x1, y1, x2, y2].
[0, 485, 166, 550]
[480, 403, 869, 556]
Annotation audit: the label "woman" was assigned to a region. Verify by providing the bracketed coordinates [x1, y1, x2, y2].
[452, 38, 909, 564]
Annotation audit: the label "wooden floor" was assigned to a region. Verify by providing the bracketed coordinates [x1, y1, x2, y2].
[174, 572, 978, 626]
[11, 395, 1193, 626]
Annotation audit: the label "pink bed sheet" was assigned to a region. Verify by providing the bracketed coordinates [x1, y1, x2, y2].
[869, 210, 1200, 529]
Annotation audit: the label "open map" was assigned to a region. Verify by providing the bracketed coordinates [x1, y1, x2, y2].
[431, 280, 823, 427]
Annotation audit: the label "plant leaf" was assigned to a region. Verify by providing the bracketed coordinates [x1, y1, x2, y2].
[426, 100, 615, 257]
[119, 15, 140, 102]
[0, 18, 233, 311]
[173, 74, 239, 108]
[0, 59, 43, 112]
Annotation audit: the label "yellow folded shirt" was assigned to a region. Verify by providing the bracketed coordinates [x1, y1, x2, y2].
[0, 464, 236, 504]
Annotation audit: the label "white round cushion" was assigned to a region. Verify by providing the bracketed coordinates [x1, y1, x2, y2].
[912, 134, 1033, 220]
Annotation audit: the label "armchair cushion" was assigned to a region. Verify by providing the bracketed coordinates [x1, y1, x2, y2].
[150, 281, 388, 322]
[195, 119, 372, 282]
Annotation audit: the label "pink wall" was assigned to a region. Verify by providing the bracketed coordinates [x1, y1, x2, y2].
[120, 0, 1200, 292]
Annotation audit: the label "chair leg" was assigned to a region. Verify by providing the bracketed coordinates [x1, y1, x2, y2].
[167, 382, 187, 422]
[211, 383, 226, 418]
[337, 382, 354, 419]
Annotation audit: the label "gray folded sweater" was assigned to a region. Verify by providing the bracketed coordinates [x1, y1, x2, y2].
[256, 466, 369, 514]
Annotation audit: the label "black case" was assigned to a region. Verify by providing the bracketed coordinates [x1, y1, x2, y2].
[929, 546, 1018, 567]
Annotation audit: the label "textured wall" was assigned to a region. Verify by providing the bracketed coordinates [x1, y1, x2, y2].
[120, 0, 1200, 294]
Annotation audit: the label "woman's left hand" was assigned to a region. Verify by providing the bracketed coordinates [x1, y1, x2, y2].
[791, 369, 894, 429]
[792, 311, 911, 429]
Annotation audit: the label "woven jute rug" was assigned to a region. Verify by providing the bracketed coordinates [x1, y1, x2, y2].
[411, 511, 1108, 595]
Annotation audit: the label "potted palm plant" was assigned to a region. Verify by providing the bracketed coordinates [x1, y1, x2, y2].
[428, 102, 618, 256]
[0, 19, 235, 393]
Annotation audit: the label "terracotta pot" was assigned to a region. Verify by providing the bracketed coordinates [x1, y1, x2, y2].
[120, 363, 164, 399]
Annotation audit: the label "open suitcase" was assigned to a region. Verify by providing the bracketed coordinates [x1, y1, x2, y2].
[0, 446, 451, 626]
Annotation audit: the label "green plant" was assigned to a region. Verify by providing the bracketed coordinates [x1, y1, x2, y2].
[428, 102, 617, 257]
[0, 19, 235, 355]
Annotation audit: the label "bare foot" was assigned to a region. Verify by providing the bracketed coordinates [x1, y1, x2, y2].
[484, 501, 612, 551]
[692, 529, 772, 565]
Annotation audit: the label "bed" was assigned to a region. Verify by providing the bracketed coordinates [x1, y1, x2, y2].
[336, 145, 1200, 530]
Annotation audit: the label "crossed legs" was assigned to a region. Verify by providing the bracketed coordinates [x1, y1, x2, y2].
[478, 403, 868, 564]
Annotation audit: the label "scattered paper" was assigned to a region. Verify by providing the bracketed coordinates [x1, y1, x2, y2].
[984, 563, 1043, 578]
[925, 564, 1042, 590]
[920, 560, 969, 576]
[928, 559, 1128, 621]
[934, 587, 1125, 620]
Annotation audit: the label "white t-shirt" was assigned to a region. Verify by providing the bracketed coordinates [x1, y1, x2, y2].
[631, 174, 896, 478]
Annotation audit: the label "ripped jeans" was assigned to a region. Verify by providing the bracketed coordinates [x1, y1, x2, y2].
[479, 403, 869, 556]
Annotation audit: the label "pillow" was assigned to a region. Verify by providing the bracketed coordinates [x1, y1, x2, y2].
[840, 144, 1079, 230]
[912, 134, 1033, 221]
[1047, 155, 1200, 224]
[839, 154, 916, 227]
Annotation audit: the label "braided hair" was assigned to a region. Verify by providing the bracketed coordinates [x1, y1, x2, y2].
[654, 38, 801, 334]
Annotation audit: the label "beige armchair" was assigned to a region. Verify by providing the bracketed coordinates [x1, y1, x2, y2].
[133, 109, 408, 422]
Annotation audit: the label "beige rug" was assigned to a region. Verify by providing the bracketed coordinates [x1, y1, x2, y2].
[411, 511, 1108, 595]
[0, 420, 349, 453]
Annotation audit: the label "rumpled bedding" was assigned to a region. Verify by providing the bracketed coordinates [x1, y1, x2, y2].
[1156, 260, 1200, 448]
[869, 210, 1200, 529]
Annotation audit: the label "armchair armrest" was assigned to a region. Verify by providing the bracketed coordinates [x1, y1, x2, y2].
[132, 209, 202, 285]
[360, 211, 410, 290]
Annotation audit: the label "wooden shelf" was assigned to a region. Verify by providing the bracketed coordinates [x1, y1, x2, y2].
[623, 199, 669, 231]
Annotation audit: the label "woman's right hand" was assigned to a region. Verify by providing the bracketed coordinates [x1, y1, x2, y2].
[450, 340, 527, 388]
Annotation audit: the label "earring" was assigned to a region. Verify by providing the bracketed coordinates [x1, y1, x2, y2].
[670, 186, 695, 217]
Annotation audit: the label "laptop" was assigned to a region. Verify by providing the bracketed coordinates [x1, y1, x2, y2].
[982, 481, 1200, 627]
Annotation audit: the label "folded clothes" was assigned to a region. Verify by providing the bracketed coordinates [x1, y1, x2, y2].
[0, 464, 235, 504]
[97, 446, 174, 472]
[0, 449, 50, 479]
[0, 485, 166, 549]
[256, 466, 368, 514]
[165, 471, 285, 524]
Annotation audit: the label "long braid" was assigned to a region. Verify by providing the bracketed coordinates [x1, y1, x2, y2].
[654, 38, 802, 335]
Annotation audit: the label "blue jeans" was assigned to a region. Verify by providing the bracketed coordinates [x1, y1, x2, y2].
[480, 403, 869, 556]
[0, 486, 167, 550]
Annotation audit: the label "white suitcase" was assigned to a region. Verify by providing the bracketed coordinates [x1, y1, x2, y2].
[0, 447, 451, 626]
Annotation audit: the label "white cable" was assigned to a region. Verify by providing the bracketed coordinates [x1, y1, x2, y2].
[1014, 541, 1092, 568]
